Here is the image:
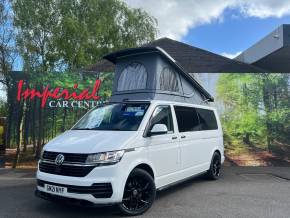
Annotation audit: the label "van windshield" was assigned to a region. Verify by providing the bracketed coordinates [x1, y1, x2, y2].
[72, 103, 150, 131]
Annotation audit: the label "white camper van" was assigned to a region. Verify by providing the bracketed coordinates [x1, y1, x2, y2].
[35, 100, 224, 215]
[36, 46, 224, 215]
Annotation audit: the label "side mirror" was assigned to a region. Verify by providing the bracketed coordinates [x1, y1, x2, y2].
[149, 124, 168, 136]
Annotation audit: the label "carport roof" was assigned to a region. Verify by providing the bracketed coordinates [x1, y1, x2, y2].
[87, 37, 266, 73]
[236, 24, 290, 73]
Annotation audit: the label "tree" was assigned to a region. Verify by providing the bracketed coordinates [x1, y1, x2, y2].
[256, 73, 290, 150]
[0, 0, 16, 77]
[13, 0, 59, 73]
[12, 0, 61, 159]
[55, 0, 157, 69]
[9, 0, 157, 165]
[0, 0, 17, 152]
[217, 73, 290, 152]
[217, 73, 264, 145]
[13, 0, 157, 71]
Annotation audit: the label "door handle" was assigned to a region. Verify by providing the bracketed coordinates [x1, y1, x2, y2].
[181, 135, 186, 139]
[172, 136, 178, 140]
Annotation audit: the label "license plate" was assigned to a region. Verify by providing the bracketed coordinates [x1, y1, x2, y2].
[45, 184, 67, 195]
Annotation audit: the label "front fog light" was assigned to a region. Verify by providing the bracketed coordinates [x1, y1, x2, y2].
[86, 150, 125, 165]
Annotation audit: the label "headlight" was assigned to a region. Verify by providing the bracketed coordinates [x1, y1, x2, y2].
[86, 150, 125, 165]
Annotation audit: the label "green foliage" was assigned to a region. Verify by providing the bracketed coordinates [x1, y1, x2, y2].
[13, 0, 157, 71]
[217, 73, 290, 150]
[6, 0, 157, 156]
[0, 99, 7, 117]
[13, 0, 59, 72]
[0, 0, 15, 76]
[98, 72, 114, 99]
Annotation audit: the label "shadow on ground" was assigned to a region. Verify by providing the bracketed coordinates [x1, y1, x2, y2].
[33, 174, 208, 217]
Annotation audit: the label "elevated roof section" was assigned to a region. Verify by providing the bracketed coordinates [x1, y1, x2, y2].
[104, 47, 214, 102]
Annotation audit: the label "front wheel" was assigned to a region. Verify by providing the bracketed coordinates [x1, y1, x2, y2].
[206, 152, 222, 180]
[118, 168, 156, 216]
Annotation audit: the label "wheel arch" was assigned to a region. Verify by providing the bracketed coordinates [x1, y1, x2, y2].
[209, 147, 224, 167]
[118, 160, 156, 200]
[214, 149, 221, 158]
[133, 163, 155, 179]
[123, 159, 156, 185]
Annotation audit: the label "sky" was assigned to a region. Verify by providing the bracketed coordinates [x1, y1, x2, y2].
[10, 0, 290, 70]
[124, 0, 290, 58]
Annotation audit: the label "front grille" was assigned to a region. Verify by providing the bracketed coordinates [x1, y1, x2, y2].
[37, 180, 113, 198]
[39, 161, 95, 177]
[43, 151, 88, 163]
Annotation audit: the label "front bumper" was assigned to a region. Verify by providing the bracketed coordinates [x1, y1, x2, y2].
[35, 189, 98, 206]
[37, 179, 113, 198]
[34, 189, 118, 207]
[36, 163, 127, 204]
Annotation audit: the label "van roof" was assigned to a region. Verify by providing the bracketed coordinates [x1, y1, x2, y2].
[112, 99, 217, 111]
[104, 46, 214, 102]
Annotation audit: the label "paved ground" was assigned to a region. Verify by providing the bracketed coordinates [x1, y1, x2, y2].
[0, 167, 290, 218]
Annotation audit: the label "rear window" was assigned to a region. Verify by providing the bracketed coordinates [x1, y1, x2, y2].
[196, 108, 218, 130]
[174, 106, 218, 132]
[174, 106, 200, 132]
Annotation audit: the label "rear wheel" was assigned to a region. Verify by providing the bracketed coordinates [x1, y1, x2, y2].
[118, 168, 156, 216]
[206, 152, 221, 180]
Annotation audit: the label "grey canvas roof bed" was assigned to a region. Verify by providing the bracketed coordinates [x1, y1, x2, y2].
[103, 47, 214, 105]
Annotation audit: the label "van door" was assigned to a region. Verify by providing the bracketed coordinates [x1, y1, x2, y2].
[174, 106, 208, 176]
[145, 105, 180, 186]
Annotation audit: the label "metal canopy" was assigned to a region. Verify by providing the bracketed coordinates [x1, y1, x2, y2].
[236, 24, 290, 73]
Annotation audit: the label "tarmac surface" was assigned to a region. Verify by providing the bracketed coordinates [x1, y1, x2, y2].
[0, 167, 290, 218]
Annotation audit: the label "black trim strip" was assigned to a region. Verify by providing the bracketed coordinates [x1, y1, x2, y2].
[37, 179, 113, 198]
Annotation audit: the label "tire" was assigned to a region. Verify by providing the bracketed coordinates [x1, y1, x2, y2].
[206, 152, 222, 180]
[118, 168, 156, 216]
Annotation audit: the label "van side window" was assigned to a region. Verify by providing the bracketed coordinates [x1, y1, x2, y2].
[150, 106, 173, 133]
[174, 106, 200, 132]
[196, 108, 218, 130]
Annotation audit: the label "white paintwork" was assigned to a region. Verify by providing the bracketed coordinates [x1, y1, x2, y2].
[44, 130, 138, 153]
[37, 100, 224, 204]
[150, 123, 168, 134]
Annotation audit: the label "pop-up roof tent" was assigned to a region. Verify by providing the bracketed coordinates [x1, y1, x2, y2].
[103, 47, 214, 105]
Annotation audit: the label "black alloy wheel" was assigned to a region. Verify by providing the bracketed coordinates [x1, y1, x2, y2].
[206, 152, 222, 180]
[118, 168, 156, 216]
